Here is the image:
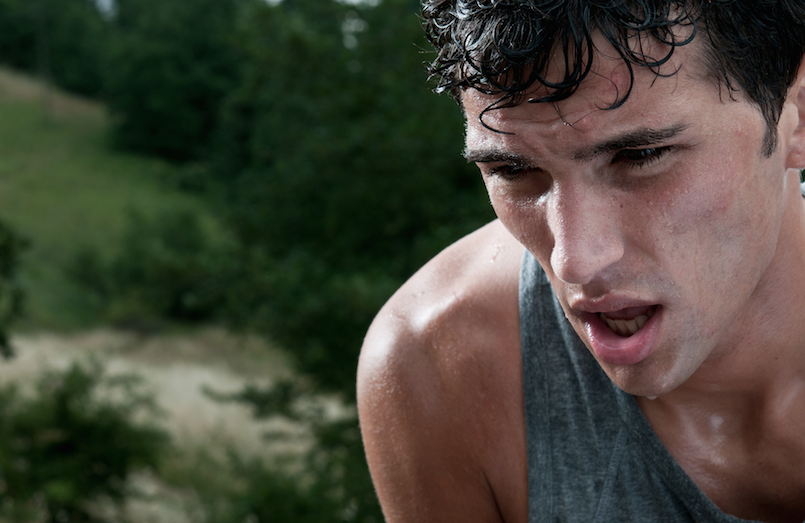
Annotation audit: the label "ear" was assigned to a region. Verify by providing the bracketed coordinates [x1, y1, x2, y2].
[785, 56, 805, 169]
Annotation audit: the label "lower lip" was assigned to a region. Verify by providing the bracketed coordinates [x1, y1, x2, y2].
[581, 307, 663, 366]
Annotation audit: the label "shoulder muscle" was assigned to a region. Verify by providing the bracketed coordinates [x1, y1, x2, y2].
[357, 220, 526, 523]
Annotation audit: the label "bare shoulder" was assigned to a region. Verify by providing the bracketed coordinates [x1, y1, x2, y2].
[358, 220, 527, 523]
[361, 219, 524, 362]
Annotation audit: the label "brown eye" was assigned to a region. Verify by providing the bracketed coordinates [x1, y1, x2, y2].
[615, 146, 672, 168]
[489, 164, 530, 181]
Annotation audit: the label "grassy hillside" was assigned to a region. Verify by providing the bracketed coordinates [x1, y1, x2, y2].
[0, 69, 220, 329]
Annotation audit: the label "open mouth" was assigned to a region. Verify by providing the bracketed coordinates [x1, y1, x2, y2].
[598, 306, 657, 337]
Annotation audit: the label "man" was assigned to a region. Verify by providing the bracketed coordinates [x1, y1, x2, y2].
[357, 1, 805, 521]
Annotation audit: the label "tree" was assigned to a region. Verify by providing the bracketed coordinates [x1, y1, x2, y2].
[205, 3, 493, 518]
[51, 2, 494, 518]
[103, 0, 241, 160]
[0, 363, 168, 522]
[212, 0, 493, 397]
[0, 0, 107, 97]
[0, 219, 25, 359]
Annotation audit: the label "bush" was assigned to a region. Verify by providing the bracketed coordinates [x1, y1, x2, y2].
[198, 380, 381, 523]
[68, 208, 233, 328]
[0, 218, 26, 358]
[206, 0, 493, 399]
[0, 0, 107, 97]
[0, 361, 169, 522]
[102, 0, 240, 160]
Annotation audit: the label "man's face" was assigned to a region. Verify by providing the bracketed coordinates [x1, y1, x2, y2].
[463, 41, 802, 397]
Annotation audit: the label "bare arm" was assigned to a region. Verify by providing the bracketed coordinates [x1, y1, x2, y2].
[358, 221, 527, 523]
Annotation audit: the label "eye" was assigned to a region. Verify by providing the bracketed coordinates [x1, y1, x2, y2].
[614, 146, 673, 169]
[486, 164, 534, 182]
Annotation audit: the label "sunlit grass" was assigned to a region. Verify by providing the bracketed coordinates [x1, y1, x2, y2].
[0, 68, 218, 329]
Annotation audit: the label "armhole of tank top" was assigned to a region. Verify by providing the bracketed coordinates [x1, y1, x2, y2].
[800, 180, 805, 198]
[519, 250, 554, 521]
[590, 426, 627, 522]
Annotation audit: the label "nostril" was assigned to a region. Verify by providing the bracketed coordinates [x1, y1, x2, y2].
[550, 232, 625, 285]
[547, 186, 626, 284]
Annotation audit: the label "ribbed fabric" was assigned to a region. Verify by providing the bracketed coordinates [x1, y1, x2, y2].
[519, 252, 767, 522]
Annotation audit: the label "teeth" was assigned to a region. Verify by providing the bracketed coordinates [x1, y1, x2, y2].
[599, 312, 652, 336]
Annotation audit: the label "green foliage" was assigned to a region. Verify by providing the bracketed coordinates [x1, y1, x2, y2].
[0, 0, 36, 71]
[40, 0, 491, 399]
[42, 0, 107, 97]
[217, 251, 398, 395]
[64, 4, 489, 518]
[0, 0, 107, 97]
[198, 454, 350, 523]
[0, 219, 26, 358]
[216, 0, 485, 274]
[0, 72, 223, 329]
[3, 1, 493, 519]
[68, 209, 233, 327]
[0, 0, 236, 148]
[209, 0, 493, 397]
[203, 380, 382, 523]
[102, 0, 241, 160]
[199, 5, 490, 515]
[4, 0, 489, 398]
[0, 362, 169, 522]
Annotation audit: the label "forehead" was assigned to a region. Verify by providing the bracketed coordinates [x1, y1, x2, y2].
[461, 38, 721, 154]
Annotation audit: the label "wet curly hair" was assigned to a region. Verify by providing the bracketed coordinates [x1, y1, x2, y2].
[423, 0, 805, 155]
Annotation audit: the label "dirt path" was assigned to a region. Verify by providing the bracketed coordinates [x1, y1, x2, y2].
[0, 328, 343, 522]
[0, 328, 312, 460]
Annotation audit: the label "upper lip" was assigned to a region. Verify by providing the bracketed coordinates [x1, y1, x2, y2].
[567, 294, 659, 315]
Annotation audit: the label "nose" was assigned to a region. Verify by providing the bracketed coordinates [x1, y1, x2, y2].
[548, 184, 625, 285]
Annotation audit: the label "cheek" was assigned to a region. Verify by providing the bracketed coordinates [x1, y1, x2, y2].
[659, 106, 776, 235]
[486, 184, 554, 261]
[643, 142, 766, 241]
[644, 151, 780, 302]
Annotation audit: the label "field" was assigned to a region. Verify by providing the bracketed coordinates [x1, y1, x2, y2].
[0, 68, 223, 329]
[0, 69, 316, 521]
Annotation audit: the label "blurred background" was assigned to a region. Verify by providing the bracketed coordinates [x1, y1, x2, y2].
[0, 0, 494, 521]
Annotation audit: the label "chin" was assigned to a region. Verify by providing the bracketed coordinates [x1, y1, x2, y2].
[604, 361, 693, 399]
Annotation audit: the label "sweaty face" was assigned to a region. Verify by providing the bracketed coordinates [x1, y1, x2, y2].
[464, 42, 801, 397]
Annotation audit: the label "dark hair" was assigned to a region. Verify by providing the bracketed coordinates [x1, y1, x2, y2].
[423, 0, 805, 155]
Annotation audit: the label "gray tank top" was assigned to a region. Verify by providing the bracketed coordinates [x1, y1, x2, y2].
[519, 252, 763, 522]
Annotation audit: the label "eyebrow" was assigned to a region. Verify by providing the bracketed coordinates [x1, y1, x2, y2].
[463, 123, 690, 165]
[571, 123, 690, 161]
[462, 149, 535, 166]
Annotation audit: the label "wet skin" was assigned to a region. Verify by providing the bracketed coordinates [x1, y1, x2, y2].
[359, 38, 805, 522]
[465, 47, 798, 398]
